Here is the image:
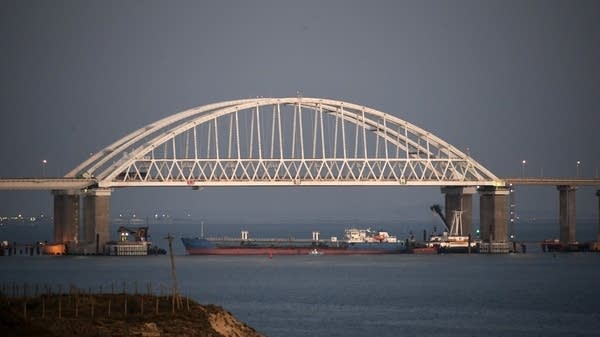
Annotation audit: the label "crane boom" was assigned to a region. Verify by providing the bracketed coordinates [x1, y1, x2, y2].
[430, 204, 450, 231]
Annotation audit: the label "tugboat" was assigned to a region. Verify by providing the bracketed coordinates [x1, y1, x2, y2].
[308, 248, 324, 255]
[106, 226, 166, 256]
[426, 205, 480, 253]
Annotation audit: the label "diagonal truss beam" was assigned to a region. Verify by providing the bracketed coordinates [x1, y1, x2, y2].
[66, 97, 502, 188]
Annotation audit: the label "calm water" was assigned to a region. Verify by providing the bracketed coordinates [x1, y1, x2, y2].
[1, 222, 600, 336]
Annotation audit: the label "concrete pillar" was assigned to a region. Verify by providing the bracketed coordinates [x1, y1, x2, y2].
[557, 185, 576, 244]
[82, 188, 111, 254]
[597, 190, 600, 243]
[441, 186, 475, 235]
[52, 190, 80, 244]
[479, 186, 510, 243]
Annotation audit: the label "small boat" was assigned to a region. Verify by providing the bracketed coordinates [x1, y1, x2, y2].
[308, 248, 324, 255]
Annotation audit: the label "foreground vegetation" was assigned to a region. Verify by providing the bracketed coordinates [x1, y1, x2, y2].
[0, 292, 264, 337]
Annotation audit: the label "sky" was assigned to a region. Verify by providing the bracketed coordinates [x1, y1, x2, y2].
[1, 0, 599, 226]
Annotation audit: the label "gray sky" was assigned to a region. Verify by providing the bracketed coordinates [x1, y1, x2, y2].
[1, 0, 599, 224]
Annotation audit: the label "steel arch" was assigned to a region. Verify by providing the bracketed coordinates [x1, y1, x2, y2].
[67, 97, 502, 188]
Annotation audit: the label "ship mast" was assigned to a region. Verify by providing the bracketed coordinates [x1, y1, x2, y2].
[450, 210, 463, 236]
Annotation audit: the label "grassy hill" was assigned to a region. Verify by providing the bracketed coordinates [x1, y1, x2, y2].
[0, 293, 264, 337]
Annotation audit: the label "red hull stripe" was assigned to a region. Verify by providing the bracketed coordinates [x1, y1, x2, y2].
[185, 247, 403, 255]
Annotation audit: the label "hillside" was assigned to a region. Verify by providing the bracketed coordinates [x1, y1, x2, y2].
[0, 293, 265, 337]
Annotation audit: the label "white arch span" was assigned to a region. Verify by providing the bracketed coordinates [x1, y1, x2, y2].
[67, 97, 502, 188]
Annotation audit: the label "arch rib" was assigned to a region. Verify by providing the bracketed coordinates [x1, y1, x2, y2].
[66, 97, 501, 188]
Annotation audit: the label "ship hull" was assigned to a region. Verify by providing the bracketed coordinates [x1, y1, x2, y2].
[181, 238, 408, 255]
[437, 246, 479, 254]
[411, 246, 438, 254]
[426, 235, 480, 254]
[184, 247, 405, 255]
[541, 240, 590, 252]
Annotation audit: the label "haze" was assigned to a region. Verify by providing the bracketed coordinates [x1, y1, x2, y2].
[1, 0, 599, 225]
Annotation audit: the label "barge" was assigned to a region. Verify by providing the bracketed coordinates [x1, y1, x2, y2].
[541, 239, 590, 252]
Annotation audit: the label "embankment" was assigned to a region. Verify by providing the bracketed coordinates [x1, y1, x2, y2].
[0, 293, 265, 337]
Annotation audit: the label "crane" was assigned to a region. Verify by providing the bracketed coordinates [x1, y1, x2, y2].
[430, 205, 464, 236]
[430, 204, 450, 232]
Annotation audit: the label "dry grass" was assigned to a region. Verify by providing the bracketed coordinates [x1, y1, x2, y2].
[0, 294, 265, 337]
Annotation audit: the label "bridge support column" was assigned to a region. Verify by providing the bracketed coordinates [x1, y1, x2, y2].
[597, 190, 600, 244]
[52, 190, 80, 244]
[479, 186, 510, 242]
[441, 186, 475, 235]
[82, 189, 111, 254]
[558, 185, 576, 244]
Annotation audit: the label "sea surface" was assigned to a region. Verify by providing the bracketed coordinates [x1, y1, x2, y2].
[2, 221, 600, 337]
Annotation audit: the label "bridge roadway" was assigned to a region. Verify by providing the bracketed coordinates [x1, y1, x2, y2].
[2, 177, 600, 190]
[503, 177, 600, 186]
[0, 178, 96, 190]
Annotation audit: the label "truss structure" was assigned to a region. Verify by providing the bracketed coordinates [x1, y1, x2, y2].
[67, 97, 501, 188]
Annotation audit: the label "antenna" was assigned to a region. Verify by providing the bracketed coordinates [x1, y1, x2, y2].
[201, 221, 204, 238]
[165, 233, 182, 311]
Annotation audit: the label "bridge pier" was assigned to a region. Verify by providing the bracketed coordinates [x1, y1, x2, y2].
[52, 188, 111, 254]
[597, 190, 600, 243]
[82, 189, 112, 254]
[478, 186, 510, 242]
[557, 185, 576, 244]
[52, 190, 80, 244]
[441, 186, 475, 235]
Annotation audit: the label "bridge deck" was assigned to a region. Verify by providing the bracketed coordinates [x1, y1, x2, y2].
[502, 177, 600, 186]
[1, 177, 599, 190]
[0, 178, 96, 190]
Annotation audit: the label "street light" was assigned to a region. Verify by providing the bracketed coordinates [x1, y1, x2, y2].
[41, 159, 47, 177]
[576, 161, 581, 177]
[521, 160, 526, 177]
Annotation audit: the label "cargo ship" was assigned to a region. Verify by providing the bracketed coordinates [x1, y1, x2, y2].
[181, 228, 409, 255]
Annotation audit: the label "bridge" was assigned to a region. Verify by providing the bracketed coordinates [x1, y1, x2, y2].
[67, 97, 501, 187]
[503, 178, 600, 186]
[1, 97, 599, 253]
[0, 178, 95, 190]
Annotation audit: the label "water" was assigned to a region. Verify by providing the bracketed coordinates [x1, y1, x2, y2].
[1, 221, 600, 336]
[2, 251, 600, 336]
